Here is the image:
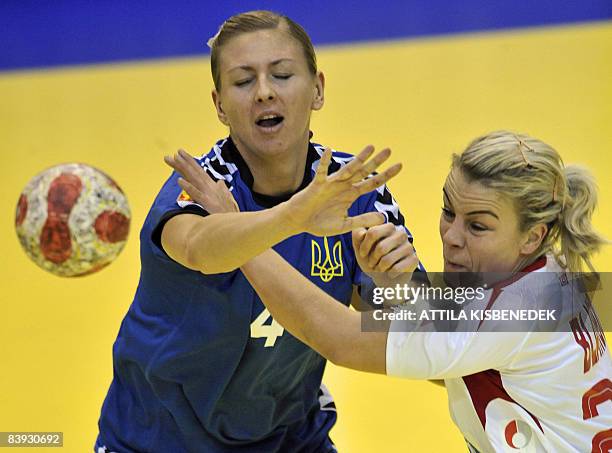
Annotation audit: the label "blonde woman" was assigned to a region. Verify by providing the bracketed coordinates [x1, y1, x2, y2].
[172, 131, 612, 452]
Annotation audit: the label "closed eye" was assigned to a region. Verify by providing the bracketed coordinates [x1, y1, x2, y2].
[469, 223, 488, 232]
[274, 74, 292, 80]
[441, 207, 454, 220]
[234, 78, 253, 87]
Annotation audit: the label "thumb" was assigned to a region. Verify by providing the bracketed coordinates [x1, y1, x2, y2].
[346, 212, 385, 232]
[216, 179, 231, 194]
[352, 228, 366, 251]
[216, 179, 240, 212]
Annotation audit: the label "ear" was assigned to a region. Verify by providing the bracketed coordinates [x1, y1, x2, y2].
[312, 71, 325, 111]
[519, 223, 548, 256]
[212, 89, 229, 126]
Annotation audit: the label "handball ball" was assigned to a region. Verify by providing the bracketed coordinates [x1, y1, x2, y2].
[15, 163, 131, 277]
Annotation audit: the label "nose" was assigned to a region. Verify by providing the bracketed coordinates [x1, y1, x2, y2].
[441, 219, 465, 249]
[255, 76, 275, 103]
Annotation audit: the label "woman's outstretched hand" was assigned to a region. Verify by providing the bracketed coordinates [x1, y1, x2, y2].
[164, 145, 402, 237]
[285, 146, 402, 236]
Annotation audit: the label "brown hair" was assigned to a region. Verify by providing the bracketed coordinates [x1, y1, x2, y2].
[208, 10, 317, 90]
[453, 130, 608, 272]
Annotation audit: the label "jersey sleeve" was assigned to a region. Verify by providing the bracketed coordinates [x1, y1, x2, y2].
[149, 170, 210, 255]
[146, 152, 236, 269]
[141, 167, 240, 290]
[386, 326, 530, 379]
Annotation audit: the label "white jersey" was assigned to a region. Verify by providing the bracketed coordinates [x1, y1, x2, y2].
[386, 257, 612, 452]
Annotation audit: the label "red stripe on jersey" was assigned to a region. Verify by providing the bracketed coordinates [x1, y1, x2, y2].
[463, 369, 544, 433]
[592, 428, 612, 453]
[582, 378, 612, 420]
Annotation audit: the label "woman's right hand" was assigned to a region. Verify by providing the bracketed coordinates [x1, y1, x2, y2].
[164, 149, 239, 214]
[284, 146, 402, 237]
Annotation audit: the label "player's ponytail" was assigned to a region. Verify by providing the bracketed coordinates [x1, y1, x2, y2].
[454, 130, 608, 272]
[557, 165, 608, 272]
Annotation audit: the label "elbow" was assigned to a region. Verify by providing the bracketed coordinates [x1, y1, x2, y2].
[320, 342, 350, 368]
[326, 346, 365, 372]
[187, 255, 233, 275]
[184, 236, 229, 274]
[184, 239, 208, 273]
[301, 324, 343, 366]
[327, 350, 346, 368]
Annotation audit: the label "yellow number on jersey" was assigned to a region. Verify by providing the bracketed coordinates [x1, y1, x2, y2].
[250, 308, 284, 347]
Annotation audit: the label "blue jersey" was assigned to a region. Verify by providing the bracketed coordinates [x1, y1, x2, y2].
[97, 137, 419, 452]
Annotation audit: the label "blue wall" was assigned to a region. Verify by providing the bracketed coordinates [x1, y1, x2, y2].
[1, 0, 611, 71]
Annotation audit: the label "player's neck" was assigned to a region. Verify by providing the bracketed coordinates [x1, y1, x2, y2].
[234, 136, 310, 197]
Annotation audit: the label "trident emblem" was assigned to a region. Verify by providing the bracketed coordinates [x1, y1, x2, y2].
[311, 237, 343, 282]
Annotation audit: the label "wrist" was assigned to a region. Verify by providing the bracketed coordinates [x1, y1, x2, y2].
[271, 201, 303, 237]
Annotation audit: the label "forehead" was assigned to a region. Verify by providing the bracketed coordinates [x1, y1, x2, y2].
[217, 27, 304, 71]
[444, 169, 514, 215]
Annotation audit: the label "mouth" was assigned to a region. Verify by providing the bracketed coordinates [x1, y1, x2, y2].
[444, 259, 469, 272]
[255, 113, 284, 131]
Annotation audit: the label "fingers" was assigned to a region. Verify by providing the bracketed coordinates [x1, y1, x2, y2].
[357, 223, 395, 259]
[215, 179, 232, 197]
[373, 242, 416, 273]
[314, 146, 400, 200]
[334, 146, 392, 184]
[177, 178, 208, 207]
[351, 228, 367, 254]
[315, 148, 333, 182]
[354, 163, 402, 195]
[387, 254, 420, 280]
[334, 145, 375, 181]
[348, 148, 391, 183]
[164, 149, 194, 173]
[361, 225, 407, 267]
[165, 149, 215, 191]
[178, 149, 215, 190]
[216, 180, 240, 213]
[344, 212, 386, 232]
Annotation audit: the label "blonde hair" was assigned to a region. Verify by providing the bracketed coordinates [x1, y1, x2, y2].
[453, 130, 607, 272]
[208, 10, 317, 90]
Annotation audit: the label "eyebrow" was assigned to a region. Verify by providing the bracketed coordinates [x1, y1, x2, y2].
[466, 210, 500, 219]
[442, 189, 499, 219]
[228, 58, 295, 73]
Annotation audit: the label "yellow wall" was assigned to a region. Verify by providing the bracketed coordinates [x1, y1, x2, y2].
[0, 21, 610, 452]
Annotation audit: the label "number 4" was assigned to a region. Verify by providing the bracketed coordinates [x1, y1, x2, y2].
[250, 308, 284, 347]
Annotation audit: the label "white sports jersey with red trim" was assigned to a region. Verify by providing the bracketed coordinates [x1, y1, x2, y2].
[386, 257, 612, 453]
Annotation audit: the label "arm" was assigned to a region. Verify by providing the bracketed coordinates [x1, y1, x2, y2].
[242, 248, 526, 378]
[241, 249, 388, 374]
[161, 204, 296, 273]
[386, 328, 528, 379]
[163, 147, 399, 274]
[171, 148, 525, 379]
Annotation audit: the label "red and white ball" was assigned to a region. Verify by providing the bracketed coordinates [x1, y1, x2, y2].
[15, 163, 131, 277]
